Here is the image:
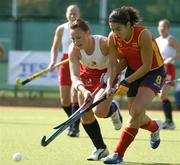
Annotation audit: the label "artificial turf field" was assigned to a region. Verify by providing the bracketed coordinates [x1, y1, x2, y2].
[0, 106, 180, 165]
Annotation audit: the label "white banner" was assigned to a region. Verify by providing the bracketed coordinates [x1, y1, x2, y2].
[8, 51, 62, 86]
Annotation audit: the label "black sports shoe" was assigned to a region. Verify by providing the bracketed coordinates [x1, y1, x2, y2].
[67, 127, 79, 137]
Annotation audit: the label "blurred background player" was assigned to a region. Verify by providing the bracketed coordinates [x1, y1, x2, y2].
[48, 4, 80, 137]
[156, 19, 180, 129]
[69, 19, 123, 161]
[0, 44, 4, 61]
[103, 6, 165, 164]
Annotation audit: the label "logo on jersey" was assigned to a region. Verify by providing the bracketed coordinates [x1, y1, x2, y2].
[132, 42, 138, 48]
[84, 78, 93, 87]
[90, 61, 97, 66]
[116, 41, 123, 48]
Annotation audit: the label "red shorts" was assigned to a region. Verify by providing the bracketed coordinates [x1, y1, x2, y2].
[80, 65, 107, 92]
[58, 54, 72, 86]
[164, 64, 176, 86]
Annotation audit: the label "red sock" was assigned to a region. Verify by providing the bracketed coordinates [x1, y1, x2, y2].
[140, 120, 158, 133]
[114, 127, 138, 158]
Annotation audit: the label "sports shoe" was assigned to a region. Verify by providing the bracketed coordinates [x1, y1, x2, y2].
[67, 126, 72, 136]
[67, 123, 80, 137]
[111, 100, 123, 130]
[150, 120, 162, 149]
[162, 121, 175, 130]
[103, 153, 123, 164]
[87, 147, 109, 161]
[67, 119, 80, 137]
[67, 127, 79, 137]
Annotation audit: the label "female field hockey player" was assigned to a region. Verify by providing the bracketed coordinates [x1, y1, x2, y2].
[69, 19, 123, 161]
[48, 4, 80, 137]
[156, 19, 180, 129]
[103, 6, 165, 164]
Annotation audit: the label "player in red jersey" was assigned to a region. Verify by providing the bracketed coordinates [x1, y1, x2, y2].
[103, 6, 165, 164]
[69, 19, 123, 161]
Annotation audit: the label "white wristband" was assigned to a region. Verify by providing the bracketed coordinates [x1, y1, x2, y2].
[73, 80, 84, 91]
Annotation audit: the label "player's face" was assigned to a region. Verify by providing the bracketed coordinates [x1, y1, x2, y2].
[109, 22, 128, 41]
[70, 28, 89, 49]
[158, 21, 169, 37]
[66, 8, 80, 22]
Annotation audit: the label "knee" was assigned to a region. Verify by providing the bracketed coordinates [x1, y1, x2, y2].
[160, 91, 169, 101]
[93, 108, 106, 118]
[129, 108, 142, 118]
[60, 98, 71, 107]
[160, 95, 167, 102]
[93, 109, 103, 118]
[128, 109, 144, 127]
[81, 115, 95, 124]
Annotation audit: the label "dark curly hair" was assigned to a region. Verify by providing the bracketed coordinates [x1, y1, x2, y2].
[109, 6, 142, 26]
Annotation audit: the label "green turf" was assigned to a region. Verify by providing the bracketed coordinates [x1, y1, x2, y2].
[0, 107, 180, 165]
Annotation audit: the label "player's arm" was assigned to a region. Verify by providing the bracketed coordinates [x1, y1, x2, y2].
[125, 29, 153, 83]
[49, 25, 63, 68]
[68, 44, 88, 95]
[69, 43, 80, 83]
[99, 35, 109, 56]
[106, 32, 120, 89]
[116, 58, 127, 75]
[165, 37, 180, 64]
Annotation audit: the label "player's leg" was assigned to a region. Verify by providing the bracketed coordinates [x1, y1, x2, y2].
[160, 64, 176, 129]
[135, 91, 162, 149]
[160, 84, 175, 129]
[58, 55, 72, 118]
[104, 87, 155, 164]
[140, 114, 162, 149]
[93, 88, 122, 130]
[68, 87, 80, 137]
[104, 66, 165, 164]
[81, 111, 109, 161]
[59, 85, 71, 116]
[78, 91, 109, 161]
[139, 67, 165, 148]
[59, 56, 79, 136]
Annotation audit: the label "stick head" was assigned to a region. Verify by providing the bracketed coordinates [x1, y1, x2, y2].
[41, 136, 48, 147]
[16, 78, 23, 87]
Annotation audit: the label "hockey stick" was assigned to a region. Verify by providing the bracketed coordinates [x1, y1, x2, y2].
[41, 84, 103, 147]
[53, 83, 128, 130]
[53, 84, 103, 130]
[165, 78, 180, 84]
[16, 58, 69, 86]
[41, 83, 128, 147]
[41, 95, 106, 147]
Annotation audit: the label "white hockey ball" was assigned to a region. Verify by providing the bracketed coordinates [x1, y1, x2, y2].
[12, 152, 22, 162]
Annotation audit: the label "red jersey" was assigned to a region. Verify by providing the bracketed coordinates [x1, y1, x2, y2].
[113, 26, 164, 71]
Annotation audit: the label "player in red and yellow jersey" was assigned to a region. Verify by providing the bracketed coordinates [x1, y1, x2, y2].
[113, 26, 163, 71]
[104, 6, 165, 164]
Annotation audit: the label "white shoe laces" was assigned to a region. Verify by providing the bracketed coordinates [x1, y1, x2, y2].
[151, 130, 160, 141]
